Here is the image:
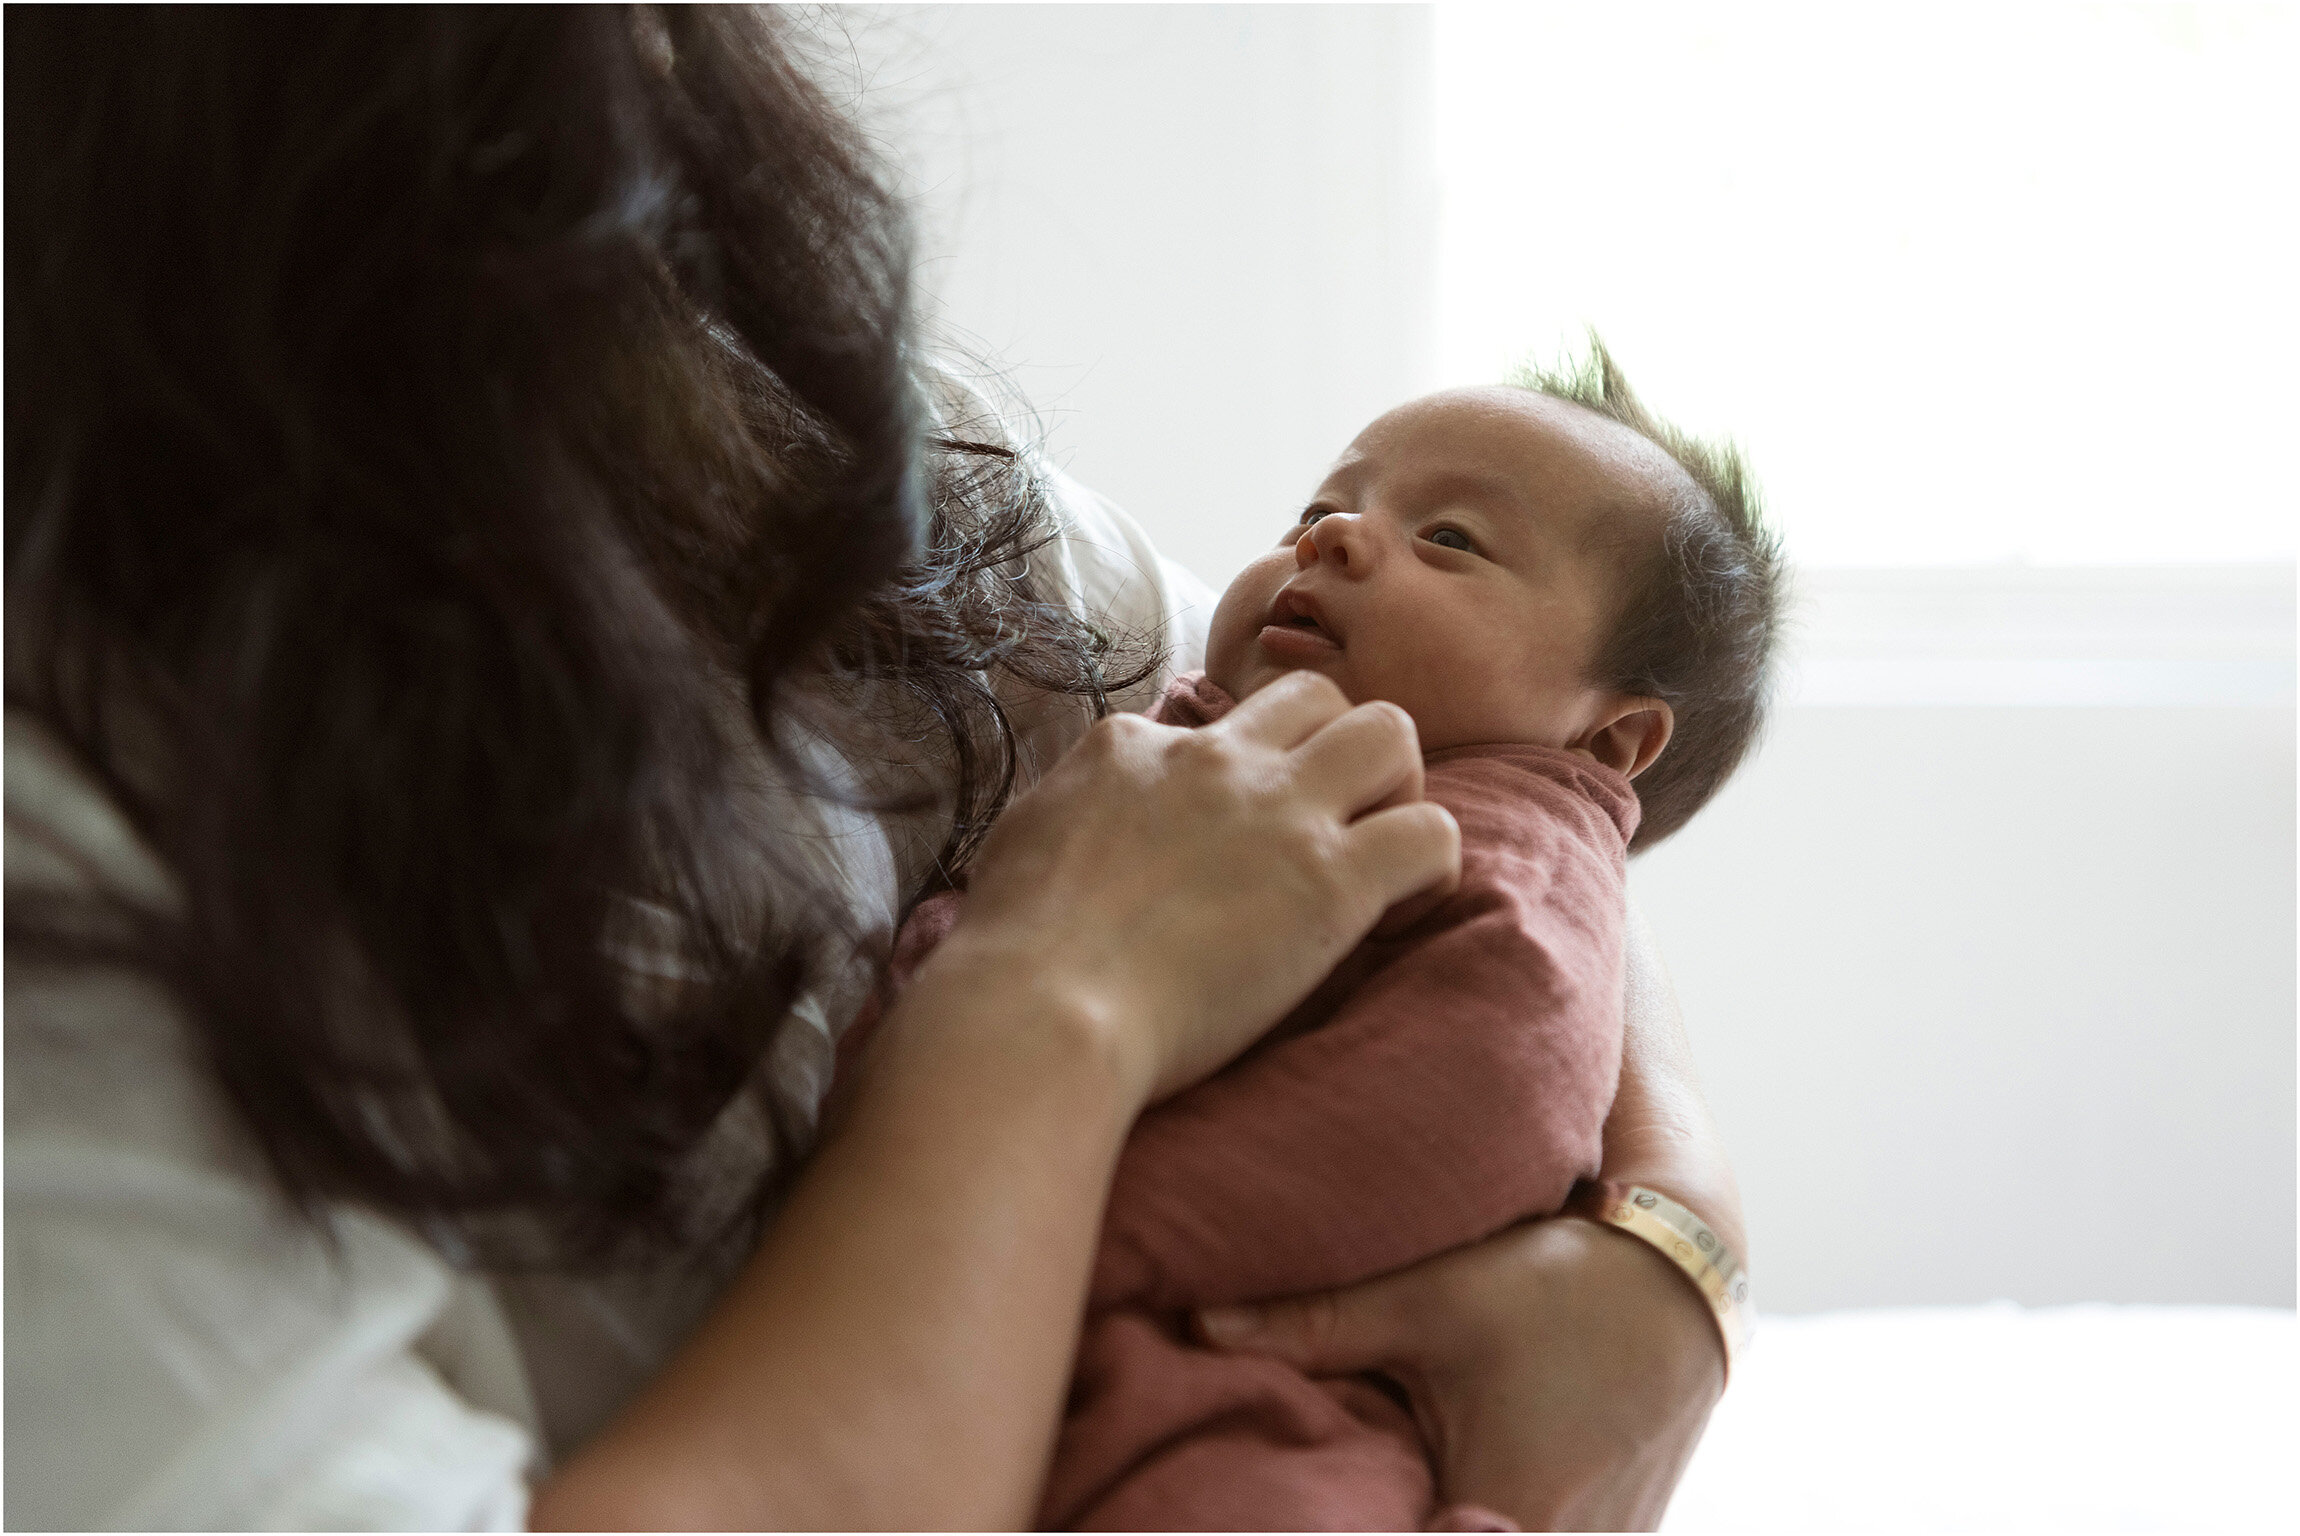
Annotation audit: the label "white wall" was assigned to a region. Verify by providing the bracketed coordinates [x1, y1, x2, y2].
[819, 4, 1438, 588]
[1699, 564, 2296, 1312]
[1635, 701, 2295, 1312]
[814, 6, 2297, 1313]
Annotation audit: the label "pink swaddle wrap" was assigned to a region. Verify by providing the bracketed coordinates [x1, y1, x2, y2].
[842, 674, 1637, 1529]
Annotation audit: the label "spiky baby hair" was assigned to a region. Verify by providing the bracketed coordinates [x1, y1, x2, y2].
[1507, 338, 1786, 850]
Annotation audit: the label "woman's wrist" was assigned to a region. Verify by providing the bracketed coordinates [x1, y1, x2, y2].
[906, 921, 1162, 1115]
[1567, 1179, 1750, 1385]
[1574, 1115, 1749, 1395]
[1598, 1139, 1748, 1270]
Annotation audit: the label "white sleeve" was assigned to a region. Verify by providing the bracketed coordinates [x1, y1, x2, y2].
[1038, 461, 1218, 688]
[996, 462, 1222, 778]
[5, 718, 538, 1532]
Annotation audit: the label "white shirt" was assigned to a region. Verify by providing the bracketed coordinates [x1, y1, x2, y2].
[3, 471, 1215, 1530]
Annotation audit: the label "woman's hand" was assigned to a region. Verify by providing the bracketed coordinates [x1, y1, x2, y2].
[937, 669, 1462, 1105]
[1195, 1216, 1726, 1531]
[1192, 895, 1742, 1531]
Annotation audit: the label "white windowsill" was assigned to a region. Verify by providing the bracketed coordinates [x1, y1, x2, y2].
[1777, 564, 2296, 707]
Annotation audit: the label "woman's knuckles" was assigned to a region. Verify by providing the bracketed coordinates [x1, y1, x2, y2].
[1356, 698, 1418, 744]
[1087, 710, 1156, 746]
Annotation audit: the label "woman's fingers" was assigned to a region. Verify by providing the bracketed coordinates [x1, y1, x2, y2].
[1344, 800, 1462, 909]
[1222, 674, 1430, 820]
[1193, 1272, 1422, 1378]
[951, 671, 1456, 1108]
[1292, 699, 1425, 817]
[1208, 668, 1354, 750]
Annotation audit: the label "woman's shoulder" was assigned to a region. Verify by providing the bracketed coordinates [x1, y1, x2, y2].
[1033, 460, 1218, 692]
[5, 712, 175, 909]
[994, 460, 1218, 781]
[5, 710, 540, 1530]
[922, 361, 1216, 702]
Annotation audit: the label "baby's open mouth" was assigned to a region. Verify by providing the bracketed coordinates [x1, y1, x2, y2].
[1260, 588, 1343, 656]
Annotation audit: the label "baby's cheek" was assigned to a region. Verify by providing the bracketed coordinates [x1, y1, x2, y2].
[1201, 579, 1269, 697]
[1203, 624, 1253, 699]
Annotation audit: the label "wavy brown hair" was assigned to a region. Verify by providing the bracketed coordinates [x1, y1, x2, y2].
[5, 7, 1146, 1266]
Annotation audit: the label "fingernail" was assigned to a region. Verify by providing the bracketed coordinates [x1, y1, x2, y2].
[1195, 1305, 1260, 1347]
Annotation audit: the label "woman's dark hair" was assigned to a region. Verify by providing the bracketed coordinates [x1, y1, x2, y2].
[5, 7, 1145, 1266]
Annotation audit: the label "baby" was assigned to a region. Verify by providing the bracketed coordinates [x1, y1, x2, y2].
[847, 348, 1782, 1530]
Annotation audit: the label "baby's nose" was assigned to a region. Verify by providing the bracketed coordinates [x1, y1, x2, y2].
[1298, 513, 1368, 571]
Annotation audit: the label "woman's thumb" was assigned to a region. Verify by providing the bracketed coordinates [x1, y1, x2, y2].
[1193, 1286, 1399, 1375]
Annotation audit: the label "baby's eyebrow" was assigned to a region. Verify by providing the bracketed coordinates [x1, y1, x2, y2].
[1411, 468, 1530, 525]
[1314, 456, 1371, 499]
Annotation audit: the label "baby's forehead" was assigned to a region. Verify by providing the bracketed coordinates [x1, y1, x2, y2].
[1342, 387, 1688, 539]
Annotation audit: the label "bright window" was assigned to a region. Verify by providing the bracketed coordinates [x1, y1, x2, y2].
[1434, 4, 2299, 568]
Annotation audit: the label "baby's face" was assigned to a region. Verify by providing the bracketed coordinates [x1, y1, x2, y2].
[1206, 387, 1679, 755]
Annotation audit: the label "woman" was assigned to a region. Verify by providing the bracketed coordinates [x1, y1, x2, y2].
[5, 10, 1744, 1530]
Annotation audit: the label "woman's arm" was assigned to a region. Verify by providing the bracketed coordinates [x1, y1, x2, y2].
[1193, 895, 1741, 1531]
[1603, 896, 1747, 1259]
[532, 674, 1460, 1530]
[530, 950, 1142, 1530]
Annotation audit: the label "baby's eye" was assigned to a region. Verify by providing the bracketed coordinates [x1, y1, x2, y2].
[1427, 527, 1475, 553]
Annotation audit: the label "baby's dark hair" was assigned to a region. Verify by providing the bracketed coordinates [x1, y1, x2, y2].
[1508, 339, 1786, 851]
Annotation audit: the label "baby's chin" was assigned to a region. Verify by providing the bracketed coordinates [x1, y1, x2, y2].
[1209, 658, 1567, 756]
[1206, 652, 1338, 707]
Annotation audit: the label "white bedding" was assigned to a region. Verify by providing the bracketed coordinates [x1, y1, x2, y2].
[1662, 1303, 2296, 1533]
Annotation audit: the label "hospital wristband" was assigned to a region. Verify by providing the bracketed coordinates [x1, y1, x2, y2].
[1566, 1179, 1752, 1384]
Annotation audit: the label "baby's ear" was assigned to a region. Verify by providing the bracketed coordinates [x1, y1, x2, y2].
[1574, 697, 1673, 780]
